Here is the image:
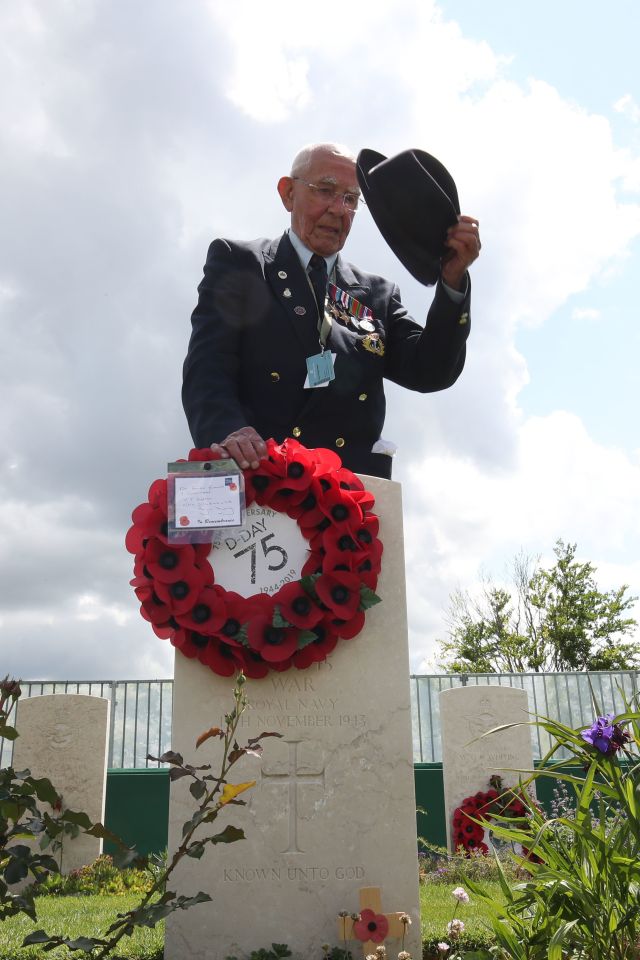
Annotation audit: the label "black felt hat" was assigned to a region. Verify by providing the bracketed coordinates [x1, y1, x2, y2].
[357, 148, 460, 286]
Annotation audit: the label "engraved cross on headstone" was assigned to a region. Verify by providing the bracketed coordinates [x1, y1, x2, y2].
[337, 886, 407, 958]
[260, 739, 325, 854]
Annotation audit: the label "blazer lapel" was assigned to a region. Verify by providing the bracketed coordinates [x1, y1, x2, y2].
[263, 233, 320, 356]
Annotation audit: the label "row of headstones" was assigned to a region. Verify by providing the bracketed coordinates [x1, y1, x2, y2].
[12, 683, 531, 956]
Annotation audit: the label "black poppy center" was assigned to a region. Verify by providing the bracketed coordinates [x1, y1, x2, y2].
[330, 585, 349, 604]
[318, 518, 330, 531]
[312, 626, 326, 644]
[356, 529, 372, 544]
[160, 521, 169, 537]
[292, 596, 311, 615]
[159, 551, 179, 570]
[252, 475, 270, 491]
[287, 462, 305, 479]
[358, 560, 372, 572]
[170, 581, 189, 600]
[301, 493, 316, 510]
[192, 603, 210, 624]
[367, 921, 377, 932]
[265, 626, 284, 645]
[222, 618, 240, 637]
[191, 633, 209, 649]
[338, 535, 356, 551]
[331, 504, 349, 521]
[277, 488, 294, 498]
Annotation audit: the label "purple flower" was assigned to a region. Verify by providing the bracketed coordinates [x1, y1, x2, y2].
[581, 714, 630, 755]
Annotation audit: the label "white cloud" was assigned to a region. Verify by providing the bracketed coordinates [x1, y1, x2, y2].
[571, 307, 600, 321]
[614, 93, 640, 124]
[0, 0, 639, 685]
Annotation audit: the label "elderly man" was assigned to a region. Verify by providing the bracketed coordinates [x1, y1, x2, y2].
[182, 142, 480, 478]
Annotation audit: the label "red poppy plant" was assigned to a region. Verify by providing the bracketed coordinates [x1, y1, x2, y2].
[127, 439, 382, 677]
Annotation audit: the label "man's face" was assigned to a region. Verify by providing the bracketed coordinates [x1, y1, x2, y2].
[277, 151, 359, 257]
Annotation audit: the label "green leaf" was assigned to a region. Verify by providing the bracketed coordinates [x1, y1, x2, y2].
[272, 605, 290, 628]
[358, 585, 381, 610]
[0, 724, 18, 740]
[208, 824, 245, 844]
[190, 779, 207, 800]
[296, 630, 317, 649]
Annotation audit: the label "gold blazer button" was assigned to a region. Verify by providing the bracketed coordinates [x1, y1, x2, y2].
[335, 437, 345, 448]
[270, 372, 280, 382]
[292, 426, 301, 438]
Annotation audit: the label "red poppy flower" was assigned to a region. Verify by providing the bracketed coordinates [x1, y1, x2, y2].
[154, 565, 209, 615]
[127, 503, 169, 551]
[301, 552, 323, 577]
[143, 540, 199, 584]
[187, 447, 224, 463]
[147, 478, 168, 511]
[318, 488, 363, 531]
[315, 571, 361, 619]
[175, 586, 226, 634]
[248, 613, 299, 663]
[140, 592, 173, 628]
[330, 609, 365, 639]
[199, 637, 242, 676]
[353, 909, 389, 944]
[231, 645, 270, 679]
[276, 583, 323, 629]
[293, 625, 338, 669]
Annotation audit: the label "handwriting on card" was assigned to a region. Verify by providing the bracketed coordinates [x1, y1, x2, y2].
[174, 475, 242, 528]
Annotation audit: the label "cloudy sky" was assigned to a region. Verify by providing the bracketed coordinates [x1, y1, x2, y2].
[1, 0, 639, 681]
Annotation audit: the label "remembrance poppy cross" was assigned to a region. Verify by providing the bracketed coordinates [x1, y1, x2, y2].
[337, 886, 408, 957]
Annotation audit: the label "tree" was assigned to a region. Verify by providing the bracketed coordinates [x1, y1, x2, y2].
[438, 539, 639, 673]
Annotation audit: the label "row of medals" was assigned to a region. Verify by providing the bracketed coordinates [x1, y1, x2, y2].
[327, 299, 385, 356]
[280, 270, 384, 356]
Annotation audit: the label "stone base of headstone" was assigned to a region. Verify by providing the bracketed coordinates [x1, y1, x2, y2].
[165, 476, 421, 960]
[12, 694, 110, 873]
[440, 685, 534, 851]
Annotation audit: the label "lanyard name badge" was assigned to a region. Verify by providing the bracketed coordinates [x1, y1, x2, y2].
[306, 347, 335, 387]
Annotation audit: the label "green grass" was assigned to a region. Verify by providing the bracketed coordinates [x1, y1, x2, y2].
[0, 885, 502, 959]
[420, 881, 504, 956]
[0, 894, 163, 959]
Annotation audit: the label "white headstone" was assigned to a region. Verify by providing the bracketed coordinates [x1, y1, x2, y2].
[12, 694, 110, 873]
[165, 476, 421, 960]
[440, 685, 533, 851]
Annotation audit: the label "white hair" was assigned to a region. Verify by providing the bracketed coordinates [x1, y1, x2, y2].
[290, 142, 357, 178]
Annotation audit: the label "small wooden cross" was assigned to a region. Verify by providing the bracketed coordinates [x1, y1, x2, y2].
[337, 886, 407, 957]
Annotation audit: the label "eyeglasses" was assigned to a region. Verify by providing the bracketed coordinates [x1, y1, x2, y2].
[292, 177, 365, 212]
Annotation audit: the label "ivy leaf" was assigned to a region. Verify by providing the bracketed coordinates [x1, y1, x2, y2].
[359, 585, 382, 611]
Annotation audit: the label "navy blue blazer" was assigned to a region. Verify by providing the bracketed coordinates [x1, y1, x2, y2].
[182, 232, 470, 478]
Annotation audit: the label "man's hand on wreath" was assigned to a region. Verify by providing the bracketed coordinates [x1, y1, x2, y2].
[211, 426, 268, 470]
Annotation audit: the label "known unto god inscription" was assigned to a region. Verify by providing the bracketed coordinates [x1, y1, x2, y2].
[165, 477, 421, 960]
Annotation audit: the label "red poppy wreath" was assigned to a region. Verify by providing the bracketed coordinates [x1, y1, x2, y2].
[126, 438, 383, 678]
